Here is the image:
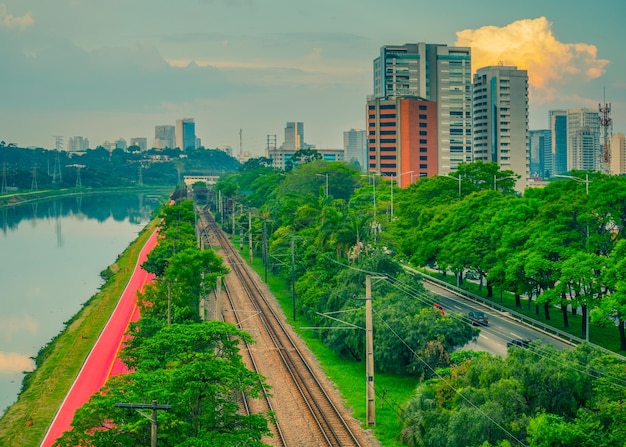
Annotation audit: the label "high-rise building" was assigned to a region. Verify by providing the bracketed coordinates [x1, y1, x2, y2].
[549, 110, 568, 176]
[155, 125, 175, 150]
[373, 43, 472, 174]
[176, 118, 196, 150]
[529, 130, 551, 178]
[566, 109, 600, 172]
[67, 136, 90, 152]
[473, 65, 529, 189]
[343, 129, 367, 171]
[130, 137, 148, 151]
[610, 133, 626, 174]
[367, 96, 438, 188]
[282, 122, 304, 151]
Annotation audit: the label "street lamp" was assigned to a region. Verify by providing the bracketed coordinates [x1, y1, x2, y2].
[493, 175, 517, 191]
[400, 170, 415, 187]
[554, 173, 592, 342]
[315, 173, 329, 198]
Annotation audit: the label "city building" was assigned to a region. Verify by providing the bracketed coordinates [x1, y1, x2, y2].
[373, 43, 472, 174]
[115, 138, 127, 151]
[529, 130, 551, 179]
[549, 110, 568, 176]
[281, 122, 304, 151]
[130, 138, 148, 151]
[473, 65, 529, 189]
[265, 146, 343, 171]
[610, 133, 626, 174]
[176, 118, 196, 150]
[67, 136, 90, 152]
[566, 108, 601, 172]
[154, 125, 175, 150]
[366, 96, 438, 188]
[343, 128, 367, 171]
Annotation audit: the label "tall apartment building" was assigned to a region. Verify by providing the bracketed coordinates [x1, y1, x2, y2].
[529, 130, 551, 178]
[566, 109, 600, 172]
[282, 122, 304, 151]
[155, 125, 175, 150]
[176, 118, 196, 150]
[373, 43, 472, 174]
[473, 65, 529, 189]
[549, 110, 568, 176]
[67, 136, 90, 152]
[367, 96, 438, 188]
[610, 133, 626, 175]
[343, 128, 367, 171]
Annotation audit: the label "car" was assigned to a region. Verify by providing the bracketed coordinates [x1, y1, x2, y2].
[467, 310, 488, 326]
[433, 303, 445, 316]
[506, 338, 531, 349]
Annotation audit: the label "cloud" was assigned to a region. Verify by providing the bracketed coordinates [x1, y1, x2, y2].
[456, 17, 610, 99]
[0, 3, 33, 30]
[0, 315, 38, 343]
[0, 352, 34, 373]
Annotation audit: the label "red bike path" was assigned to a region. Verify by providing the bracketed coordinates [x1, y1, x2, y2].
[39, 229, 158, 447]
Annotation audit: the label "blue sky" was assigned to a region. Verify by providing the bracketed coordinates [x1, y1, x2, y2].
[0, 0, 624, 155]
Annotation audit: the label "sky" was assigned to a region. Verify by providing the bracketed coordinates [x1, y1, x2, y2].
[0, 0, 625, 156]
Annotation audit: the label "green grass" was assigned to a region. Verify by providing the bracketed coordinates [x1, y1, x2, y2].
[424, 270, 623, 353]
[244, 249, 417, 447]
[0, 219, 160, 447]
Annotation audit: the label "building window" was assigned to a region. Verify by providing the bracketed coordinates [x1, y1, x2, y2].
[419, 122, 427, 128]
[420, 139, 427, 144]
[419, 114, 427, 119]
[420, 164, 428, 169]
[419, 105, 427, 110]
[420, 147, 428, 152]
[419, 131, 427, 136]
[420, 156, 427, 160]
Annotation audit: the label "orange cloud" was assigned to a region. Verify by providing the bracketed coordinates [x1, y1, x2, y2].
[455, 17, 609, 93]
[0, 3, 33, 30]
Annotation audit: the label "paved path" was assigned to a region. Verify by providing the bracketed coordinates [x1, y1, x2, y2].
[39, 230, 158, 447]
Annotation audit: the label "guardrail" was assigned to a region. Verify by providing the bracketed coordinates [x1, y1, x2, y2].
[404, 265, 626, 361]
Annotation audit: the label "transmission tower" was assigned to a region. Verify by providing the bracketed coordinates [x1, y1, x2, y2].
[53, 135, 63, 151]
[31, 165, 38, 190]
[599, 91, 613, 174]
[68, 164, 85, 188]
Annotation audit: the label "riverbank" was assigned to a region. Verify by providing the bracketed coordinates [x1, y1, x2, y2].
[0, 217, 160, 447]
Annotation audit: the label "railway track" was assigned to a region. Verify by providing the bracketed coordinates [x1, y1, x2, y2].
[198, 208, 365, 447]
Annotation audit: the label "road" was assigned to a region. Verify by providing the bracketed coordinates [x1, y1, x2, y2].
[423, 282, 573, 358]
[39, 230, 157, 447]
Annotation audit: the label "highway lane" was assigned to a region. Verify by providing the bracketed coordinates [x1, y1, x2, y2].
[423, 281, 573, 358]
[39, 230, 157, 447]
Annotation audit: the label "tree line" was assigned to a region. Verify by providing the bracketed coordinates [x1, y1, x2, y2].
[53, 199, 273, 447]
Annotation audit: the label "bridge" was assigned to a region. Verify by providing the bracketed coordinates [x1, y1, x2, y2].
[183, 175, 220, 186]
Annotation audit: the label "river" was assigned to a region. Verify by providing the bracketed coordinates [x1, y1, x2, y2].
[0, 192, 165, 416]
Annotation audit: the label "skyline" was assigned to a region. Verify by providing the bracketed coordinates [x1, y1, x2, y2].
[0, 1, 624, 156]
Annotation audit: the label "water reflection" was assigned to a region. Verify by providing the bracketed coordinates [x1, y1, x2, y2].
[0, 191, 165, 416]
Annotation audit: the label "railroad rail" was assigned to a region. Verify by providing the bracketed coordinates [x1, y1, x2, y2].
[198, 208, 364, 447]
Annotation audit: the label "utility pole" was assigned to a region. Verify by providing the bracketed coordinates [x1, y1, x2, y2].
[365, 275, 375, 427]
[248, 211, 253, 263]
[115, 400, 171, 447]
[291, 238, 296, 321]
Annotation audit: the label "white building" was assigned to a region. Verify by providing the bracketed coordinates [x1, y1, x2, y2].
[566, 108, 600, 172]
[473, 65, 529, 190]
[343, 128, 367, 171]
[610, 133, 626, 174]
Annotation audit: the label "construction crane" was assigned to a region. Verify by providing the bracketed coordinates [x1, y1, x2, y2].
[599, 91, 613, 174]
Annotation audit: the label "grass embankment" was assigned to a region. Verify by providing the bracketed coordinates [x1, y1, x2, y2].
[0, 218, 160, 447]
[242, 248, 416, 447]
[423, 271, 622, 353]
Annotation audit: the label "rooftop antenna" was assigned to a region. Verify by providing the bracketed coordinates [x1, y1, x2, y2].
[599, 88, 613, 174]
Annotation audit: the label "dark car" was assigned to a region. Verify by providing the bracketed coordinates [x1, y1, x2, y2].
[467, 310, 488, 326]
[507, 338, 531, 349]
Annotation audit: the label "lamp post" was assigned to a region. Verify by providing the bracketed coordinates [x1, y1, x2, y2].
[493, 175, 517, 191]
[400, 170, 415, 187]
[554, 173, 592, 342]
[315, 173, 329, 198]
